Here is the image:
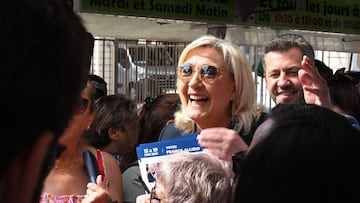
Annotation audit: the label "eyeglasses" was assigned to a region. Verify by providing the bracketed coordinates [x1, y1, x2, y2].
[178, 64, 225, 84]
[150, 183, 161, 203]
[75, 98, 89, 115]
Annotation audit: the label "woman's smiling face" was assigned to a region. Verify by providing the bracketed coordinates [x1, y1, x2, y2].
[177, 46, 235, 129]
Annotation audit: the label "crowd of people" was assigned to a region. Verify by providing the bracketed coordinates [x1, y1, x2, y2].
[2, 1, 360, 203]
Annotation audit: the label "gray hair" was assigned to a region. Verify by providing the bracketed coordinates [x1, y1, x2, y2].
[157, 151, 234, 203]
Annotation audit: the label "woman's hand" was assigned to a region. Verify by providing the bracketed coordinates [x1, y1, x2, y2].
[197, 127, 248, 162]
[83, 175, 112, 203]
[136, 194, 151, 203]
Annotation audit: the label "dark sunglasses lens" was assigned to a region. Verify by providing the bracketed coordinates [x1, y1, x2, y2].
[76, 98, 88, 114]
[181, 64, 193, 76]
[178, 64, 193, 83]
[201, 65, 219, 81]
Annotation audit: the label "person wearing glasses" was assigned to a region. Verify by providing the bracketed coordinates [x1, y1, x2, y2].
[41, 77, 123, 203]
[136, 151, 234, 203]
[158, 35, 264, 163]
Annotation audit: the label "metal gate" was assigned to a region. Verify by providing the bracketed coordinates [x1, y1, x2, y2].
[90, 38, 275, 109]
[90, 38, 186, 103]
[90, 38, 354, 111]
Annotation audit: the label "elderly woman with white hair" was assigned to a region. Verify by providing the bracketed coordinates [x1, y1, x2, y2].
[136, 151, 234, 203]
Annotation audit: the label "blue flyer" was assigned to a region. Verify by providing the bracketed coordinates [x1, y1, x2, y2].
[136, 133, 204, 192]
[136, 133, 203, 159]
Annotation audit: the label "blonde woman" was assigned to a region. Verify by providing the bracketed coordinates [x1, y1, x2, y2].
[159, 35, 264, 162]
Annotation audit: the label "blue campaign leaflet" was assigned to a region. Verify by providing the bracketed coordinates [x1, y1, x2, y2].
[136, 133, 204, 192]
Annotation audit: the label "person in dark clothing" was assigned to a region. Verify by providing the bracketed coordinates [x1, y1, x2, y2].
[0, 0, 91, 202]
[233, 103, 360, 203]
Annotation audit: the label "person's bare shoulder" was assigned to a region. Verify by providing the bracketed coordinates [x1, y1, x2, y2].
[84, 146, 123, 201]
[85, 147, 120, 174]
[102, 150, 121, 172]
[99, 149, 123, 202]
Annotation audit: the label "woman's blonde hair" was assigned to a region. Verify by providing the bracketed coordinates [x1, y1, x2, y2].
[175, 35, 260, 134]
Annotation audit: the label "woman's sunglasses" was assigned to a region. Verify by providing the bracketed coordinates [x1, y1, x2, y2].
[178, 64, 225, 84]
[75, 98, 89, 115]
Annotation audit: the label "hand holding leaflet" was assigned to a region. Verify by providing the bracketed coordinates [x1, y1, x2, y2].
[136, 133, 203, 190]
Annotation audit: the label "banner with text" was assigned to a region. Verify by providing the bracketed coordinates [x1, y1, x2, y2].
[251, 0, 360, 34]
[81, 0, 360, 35]
[81, 0, 235, 24]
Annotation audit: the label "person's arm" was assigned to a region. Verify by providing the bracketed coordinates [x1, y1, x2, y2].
[102, 151, 123, 203]
[83, 149, 120, 203]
